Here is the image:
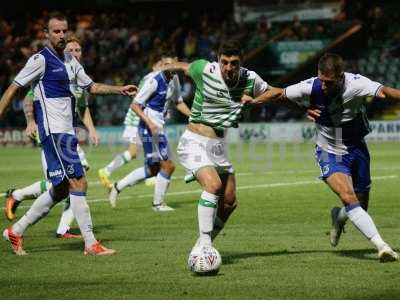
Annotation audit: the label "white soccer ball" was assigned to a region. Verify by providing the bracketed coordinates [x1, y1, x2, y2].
[187, 246, 222, 275]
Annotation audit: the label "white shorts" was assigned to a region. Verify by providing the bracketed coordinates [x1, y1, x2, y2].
[122, 125, 142, 145]
[177, 129, 234, 176]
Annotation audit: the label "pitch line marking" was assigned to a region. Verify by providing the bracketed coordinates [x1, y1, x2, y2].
[11, 175, 398, 209]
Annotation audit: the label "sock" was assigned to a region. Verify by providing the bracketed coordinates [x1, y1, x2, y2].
[69, 192, 96, 248]
[12, 180, 49, 202]
[338, 206, 348, 223]
[198, 191, 218, 247]
[105, 150, 132, 175]
[56, 197, 75, 235]
[211, 216, 225, 241]
[116, 167, 147, 191]
[153, 171, 171, 206]
[346, 203, 387, 251]
[12, 190, 55, 235]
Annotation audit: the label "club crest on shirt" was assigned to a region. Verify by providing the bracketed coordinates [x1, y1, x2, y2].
[67, 165, 75, 175]
[322, 165, 330, 175]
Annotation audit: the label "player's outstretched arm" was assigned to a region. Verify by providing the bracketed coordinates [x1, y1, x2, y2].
[377, 86, 400, 100]
[89, 83, 137, 96]
[0, 83, 20, 119]
[23, 91, 38, 140]
[241, 86, 284, 105]
[160, 62, 190, 75]
[82, 107, 99, 145]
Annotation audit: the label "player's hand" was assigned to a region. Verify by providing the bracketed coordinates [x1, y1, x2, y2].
[121, 85, 137, 97]
[241, 94, 255, 105]
[306, 108, 321, 122]
[88, 129, 100, 146]
[25, 121, 38, 140]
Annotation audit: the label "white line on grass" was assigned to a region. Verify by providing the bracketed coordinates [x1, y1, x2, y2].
[12, 175, 397, 209]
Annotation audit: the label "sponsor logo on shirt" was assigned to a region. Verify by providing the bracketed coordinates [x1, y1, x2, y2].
[49, 169, 63, 177]
[52, 67, 64, 73]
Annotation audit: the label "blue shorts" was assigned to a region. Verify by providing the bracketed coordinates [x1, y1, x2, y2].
[315, 142, 371, 193]
[41, 133, 84, 186]
[138, 122, 170, 167]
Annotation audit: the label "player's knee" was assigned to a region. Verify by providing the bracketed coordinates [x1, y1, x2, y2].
[69, 177, 88, 192]
[340, 190, 357, 204]
[163, 160, 175, 174]
[206, 180, 222, 194]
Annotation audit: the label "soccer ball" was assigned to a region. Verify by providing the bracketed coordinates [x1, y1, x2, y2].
[187, 246, 222, 275]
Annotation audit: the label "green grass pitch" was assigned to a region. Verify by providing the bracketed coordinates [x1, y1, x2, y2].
[0, 142, 399, 299]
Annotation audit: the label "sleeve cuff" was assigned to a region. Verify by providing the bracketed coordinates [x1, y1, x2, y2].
[13, 80, 24, 87]
[81, 81, 94, 90]
[374, 84, 383, 97]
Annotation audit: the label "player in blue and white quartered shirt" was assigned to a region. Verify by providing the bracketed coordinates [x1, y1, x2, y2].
[0, 12, 136, 256]
[243, 53, 400, 262]
[98, 60, 165, 189]
[108, 56, 191, 211]
[3, 37, 99, 240]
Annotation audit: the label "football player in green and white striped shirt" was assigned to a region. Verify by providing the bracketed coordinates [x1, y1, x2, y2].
[160, 40, 282, 259]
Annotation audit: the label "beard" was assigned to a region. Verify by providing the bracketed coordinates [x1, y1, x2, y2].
[54, 40, 66, 52]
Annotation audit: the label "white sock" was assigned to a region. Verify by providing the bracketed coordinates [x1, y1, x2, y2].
[346, 203, 387, 250]
[153, 171, 171, 206]
[116, 167, 147, 191]
[56, 198, 75, 235]
[198, 191, 218, 247]
[12, 190, 55, 235]
[69, 192, 96, 248]
[105, 150, 132, 175]
[12, 180, 50, 202]
[338, 206, 348, 223]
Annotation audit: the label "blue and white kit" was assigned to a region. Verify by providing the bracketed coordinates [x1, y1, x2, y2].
[133, 71, 183, 167]
[284, 73, 382, 192]
[14, 47, 93, 185]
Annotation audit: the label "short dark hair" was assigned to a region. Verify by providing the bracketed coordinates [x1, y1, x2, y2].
[218, 39, 242, 57]
[44, 11, 67, 31]
[318, 53, 344, 76]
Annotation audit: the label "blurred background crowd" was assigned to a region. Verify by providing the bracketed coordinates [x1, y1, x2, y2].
[1, 0, 400, 127]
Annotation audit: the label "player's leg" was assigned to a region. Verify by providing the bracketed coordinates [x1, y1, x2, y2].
[326, 172, 398, 261]
[108, 164, 151, 208]
[3, 136, 70, 255]
[60, 132, 115, 255]
[212, 173, 237, 240]
[195, 166, 222, 247]
[3, 179, 68, 255]
[98, 126, 139, 188]
[329, 142, 373, 246]
[4, 179, 50, 221]
[55, 197, 81, 239]
[152, 132, 175, 211]
[152, 159, 175, 211]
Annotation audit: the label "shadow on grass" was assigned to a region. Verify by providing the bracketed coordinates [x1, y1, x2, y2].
[222, 248, 378, 265]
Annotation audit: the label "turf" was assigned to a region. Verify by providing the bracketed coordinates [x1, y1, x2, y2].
[0, 142, 399, 300]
